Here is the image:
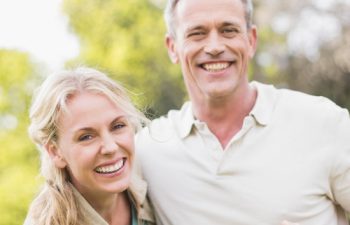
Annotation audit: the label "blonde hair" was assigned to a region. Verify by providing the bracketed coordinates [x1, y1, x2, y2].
[27, 67, 148, 225]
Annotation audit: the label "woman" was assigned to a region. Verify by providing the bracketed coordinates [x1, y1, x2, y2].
[24, 67, 154, 225]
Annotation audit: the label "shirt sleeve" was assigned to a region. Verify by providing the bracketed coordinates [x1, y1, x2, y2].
[330, 108, 350, 211]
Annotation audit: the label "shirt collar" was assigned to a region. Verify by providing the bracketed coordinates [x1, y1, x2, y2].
[249, 81, 278, 126]
[176, 101, 196, 139]
[128, 171, 155, 222]
[175, 82, 278, 138]
[128, 170, 147, 209]
[71, 183, 108, 225]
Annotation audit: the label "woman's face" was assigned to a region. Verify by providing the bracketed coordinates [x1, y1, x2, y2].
[49, 92, 135, 198]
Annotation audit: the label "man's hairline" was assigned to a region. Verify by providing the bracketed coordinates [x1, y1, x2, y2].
[164, 0, 253, 39]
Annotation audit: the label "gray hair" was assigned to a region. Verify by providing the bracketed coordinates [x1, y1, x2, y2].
[164, 0, 254, 38]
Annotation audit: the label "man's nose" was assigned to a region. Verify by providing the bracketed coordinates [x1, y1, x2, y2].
[204, 32, 225, 56]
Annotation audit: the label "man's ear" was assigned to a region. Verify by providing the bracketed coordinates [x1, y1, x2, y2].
[166, 35, 179, 64]
[45, 142, 67, 169]
[248, 25, 258, 58]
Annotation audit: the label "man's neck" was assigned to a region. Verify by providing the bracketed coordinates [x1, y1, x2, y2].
[192, 85, 257, 149]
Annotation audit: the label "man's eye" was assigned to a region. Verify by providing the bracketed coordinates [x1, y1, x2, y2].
[223, 28, 238, 34]
[188, 31, 205, 37]
[78, 134, 93, 142]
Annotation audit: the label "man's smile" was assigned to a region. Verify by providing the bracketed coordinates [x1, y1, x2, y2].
[200, 61, 235, 72]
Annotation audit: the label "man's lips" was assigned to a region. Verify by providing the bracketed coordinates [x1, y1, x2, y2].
[199, 61, 236, 72]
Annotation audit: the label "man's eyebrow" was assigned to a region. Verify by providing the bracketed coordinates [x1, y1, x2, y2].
[185, 21, 240, 32]
[221, 21, 240, 27]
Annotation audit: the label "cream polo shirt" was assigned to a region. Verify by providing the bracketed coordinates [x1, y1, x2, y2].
[135, 81, 350, 225]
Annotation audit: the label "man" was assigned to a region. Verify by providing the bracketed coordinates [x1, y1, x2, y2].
[136, 0, 350, 224]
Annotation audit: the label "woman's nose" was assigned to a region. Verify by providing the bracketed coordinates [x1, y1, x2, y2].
[101, 134, 118, 155]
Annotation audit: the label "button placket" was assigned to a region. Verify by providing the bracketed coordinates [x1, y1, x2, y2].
[194, 120, 223, 162]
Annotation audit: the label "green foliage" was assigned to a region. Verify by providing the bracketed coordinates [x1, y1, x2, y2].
[0, 50, 40, 225]
[0, 50, 32, 113]
[63, 0, 186, 117]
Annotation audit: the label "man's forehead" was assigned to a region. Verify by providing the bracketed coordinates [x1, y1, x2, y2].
[175, 0, 245, 20]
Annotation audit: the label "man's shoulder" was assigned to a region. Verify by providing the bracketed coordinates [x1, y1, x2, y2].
[278, 87, 346, 115]
[150, 106, 183, 131]
[270, 86, 350, 130]
[254, 81, 349, 124]
[136, 104, 187, 144]
[255, 81, 340, 110]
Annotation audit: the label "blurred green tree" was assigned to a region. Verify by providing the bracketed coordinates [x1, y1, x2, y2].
[63, 0, 186, 117]
[0, 50, 41, 225]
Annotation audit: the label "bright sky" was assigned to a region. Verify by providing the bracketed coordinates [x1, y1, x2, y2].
[0, 0, 79, 70]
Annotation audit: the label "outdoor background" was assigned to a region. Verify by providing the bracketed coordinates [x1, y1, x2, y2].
[1, 0, 350, 224]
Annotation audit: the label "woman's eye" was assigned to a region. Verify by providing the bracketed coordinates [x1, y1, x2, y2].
[78, 134, 93, 142]
[112, 123, 126, 130]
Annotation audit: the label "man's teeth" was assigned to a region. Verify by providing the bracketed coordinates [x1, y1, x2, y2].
[203, 62, 229, 72]
[95, 160, 124, 174]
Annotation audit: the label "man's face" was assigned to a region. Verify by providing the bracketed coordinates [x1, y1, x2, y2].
[166, 0, 257, 101]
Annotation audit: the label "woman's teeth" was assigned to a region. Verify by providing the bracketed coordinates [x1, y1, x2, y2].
[95, 159, 125, 174]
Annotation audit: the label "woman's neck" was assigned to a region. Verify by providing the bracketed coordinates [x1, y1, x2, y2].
[88, 191, 132, 225]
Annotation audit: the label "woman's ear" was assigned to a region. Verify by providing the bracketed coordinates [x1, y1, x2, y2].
[166, 35, 179, 64]
[45, 142, 67, 169]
